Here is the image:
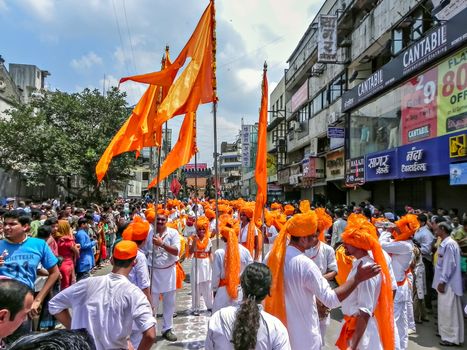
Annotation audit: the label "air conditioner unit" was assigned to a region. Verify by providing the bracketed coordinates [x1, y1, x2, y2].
[294, 122, 302, 132]
[328, 112, 338, 124]
[0, 80, 5, 91]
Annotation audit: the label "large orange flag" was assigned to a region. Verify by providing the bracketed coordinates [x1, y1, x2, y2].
[246, 64, 268, 256]
[95, 49, 172, 183]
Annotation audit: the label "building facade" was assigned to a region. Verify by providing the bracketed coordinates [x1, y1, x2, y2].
[219, 140, 242, 199]
[271, 0, 467, 212]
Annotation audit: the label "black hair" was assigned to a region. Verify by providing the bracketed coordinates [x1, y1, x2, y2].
[334, 208, 344, 218]
[463, 218, 467, 226]
[36, 225, 52, 239]
[363, 208, 372, 220]
[44, 217, 58, 226]
[232, 263, 272, 350]
[78, 218, 88, 227]
[433, 216, 447, 224]
[9, 328, 96, 350]
[31, 210, 42, 221]
[0, 279, 33, 321]
[112, 257, 135, 268]
[417, 214, 427, 224]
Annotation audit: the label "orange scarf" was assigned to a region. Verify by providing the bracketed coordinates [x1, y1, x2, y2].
[335, 245, 354, 285]
[335, 316, 357, 350]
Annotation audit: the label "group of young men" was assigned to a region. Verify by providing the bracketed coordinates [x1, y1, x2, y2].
[0, 198, 466, 349]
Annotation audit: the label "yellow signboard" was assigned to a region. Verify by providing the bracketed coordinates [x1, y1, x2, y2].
[450, 134, 467, 158]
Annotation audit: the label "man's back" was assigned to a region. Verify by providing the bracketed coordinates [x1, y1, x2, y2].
[49, 273, 155, 350]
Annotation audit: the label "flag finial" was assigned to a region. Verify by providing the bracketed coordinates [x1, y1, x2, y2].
[264, 61, 268, 71]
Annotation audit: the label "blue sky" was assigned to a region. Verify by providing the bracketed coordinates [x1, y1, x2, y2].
[0, 0, 321, 164]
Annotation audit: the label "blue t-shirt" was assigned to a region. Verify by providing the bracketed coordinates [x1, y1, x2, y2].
[0, 237, 58, 289]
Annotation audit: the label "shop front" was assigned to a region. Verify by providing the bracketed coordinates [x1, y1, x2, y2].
[326, 148, 346, 205]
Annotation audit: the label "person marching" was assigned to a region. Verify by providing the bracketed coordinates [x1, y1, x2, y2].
[212, 224, 253, 313]
[206, 262, 290, 350]
[336, 215, 394, 350]
[144, 212, 180, 342]
[188, 216, 213, 315]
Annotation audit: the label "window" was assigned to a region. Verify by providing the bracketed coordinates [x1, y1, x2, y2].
[280, 95, 283, 109]
[298, 104, 309, 123]
[142, 172, 150, 181]
[330, 73, 345, 102]
[312, 92, 323, 115]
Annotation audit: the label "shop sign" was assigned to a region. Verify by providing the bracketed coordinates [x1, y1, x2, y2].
[342, 8, 467, 112]
[310, 157, 325, 178]
[184, 163, 208, 171]
[302, 157, 311, 177]
[345, 156, 365, 186]
[317, 15, 337, 63]
[241, 125, 251, 168]
[328, 127, 345, 150]
[450, 134, 467, 158]
[326, 149, 344, 181]
[449, 162, 467, 185]
[366, 150, 397, 181]
[291, 80, 308, 113]
[433, 0, 465, 21]
[277, 168, 290, 185]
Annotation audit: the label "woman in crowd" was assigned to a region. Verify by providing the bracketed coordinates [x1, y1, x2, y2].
[54, 220, 79, 290]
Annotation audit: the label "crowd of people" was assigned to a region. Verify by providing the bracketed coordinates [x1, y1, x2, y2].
[0, 196, 466, 349]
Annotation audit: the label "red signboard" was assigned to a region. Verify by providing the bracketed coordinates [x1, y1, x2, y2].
[401, 67, 438, 144]
[183, 163, 208, 171]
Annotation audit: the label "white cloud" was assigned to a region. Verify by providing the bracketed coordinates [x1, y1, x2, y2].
[236, 68, 263, 92]
[18, 0, 55, 22]
[0, 0, 8, 12]
[71, 52, 103, 71]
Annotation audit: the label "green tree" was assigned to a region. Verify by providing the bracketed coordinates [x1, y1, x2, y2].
[0, 87, 136, 201]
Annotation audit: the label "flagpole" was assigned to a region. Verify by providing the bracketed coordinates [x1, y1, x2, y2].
[163, 121, 169, 207]
[261, 61, 268, 261]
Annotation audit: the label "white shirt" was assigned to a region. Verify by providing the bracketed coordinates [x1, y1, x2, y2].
[212, 244, 253, 292]
[49, 273, 156, 350]
[206, 305, 291, 350]
[341, 255, 382, 350]
[209, 219, 217, 233]
[144, 226, 180, 268]
[414, 225, 434, 261]
[239, 222, 258, 244]
[305, 242, 337, 275]
[378, 230, 393, 244]
[381, 240, 413, 282]
[433, 236, 463, 296]
[331, 218, 347, 247]
[128, 249, 150, 290]
[282, 246, 340, 350]
[268, 225, 279, 245]
[191, 239, 212, 283]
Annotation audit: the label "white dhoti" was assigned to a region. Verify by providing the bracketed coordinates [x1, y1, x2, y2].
[151, 266, 177, 332]
[407, 272, 415, 331]
[438, 286, 465, 345]
[319, 315, 330, 348]
[394, 281, 410, 350]
[192, 280, 213, 311]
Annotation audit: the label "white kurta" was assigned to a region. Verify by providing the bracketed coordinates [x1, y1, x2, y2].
[144, 226, 180, 294]
[239, 222, 258, 244]
[205, 305, 291, 350]
[191, 239, 213, 283]
[211, 244, 253, 312]
[49, 273, 156, 350]
[282, 246, 340, 350]
[341, 255, 382, 350]
[128, 249, 150, 290]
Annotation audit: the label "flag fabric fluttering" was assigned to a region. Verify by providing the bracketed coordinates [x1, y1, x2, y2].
[245, 63, 268, 256]
[95, 48, 171, 183]
[170, 177, 182, 197]
[122, 0, 217, 188]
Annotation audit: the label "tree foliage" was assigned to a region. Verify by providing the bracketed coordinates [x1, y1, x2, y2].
[0, 87, 136, 200]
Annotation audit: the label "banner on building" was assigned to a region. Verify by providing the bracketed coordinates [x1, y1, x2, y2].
[183, 163, 208, 171]
[326, 149, 345, 181]
[241, 125, 250, 168]
[291, 80, 308, 113]
[366, 149, 398, 182]
[345, 156, 365, 186]
[450, 134, 467, 158]
[450, 162, 467, 185]
[328, 127, 345, 150]
[342, 8, 467, 112]
[432, 0, 465, 21]
[317, 15, 338, 63]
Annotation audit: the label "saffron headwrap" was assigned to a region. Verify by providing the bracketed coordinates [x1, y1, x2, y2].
[394, 214, 420, 241]
[315, 207, 333, 242]
[219, 226, 241, 300]
[283, 204, 295, 216]
[271, 202, 283, 211]
[122, 215, 150, 241]
[340, 216, 395, 350]
[265, 210, 318, 327]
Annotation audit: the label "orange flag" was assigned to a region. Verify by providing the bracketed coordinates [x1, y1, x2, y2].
[95, 49, 172, 183]
[246, 64, 268, 256]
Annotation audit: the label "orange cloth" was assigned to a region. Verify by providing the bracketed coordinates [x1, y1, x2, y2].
[195, 216, 210, 231]
[394, 214, 420, 241]
[341, 216, 395, 350]
[271, 202, 282, 211]
[335, 245, 354, 285]
[284, 204, 295, 216]
[113, 240, 138, 260]
[299, 200, 311, 213]
[205, 208, 215, 219]
[145, 208, 156, 223]
[219, 226, 240, 299]
[240, 206, 254, 219]
[176, 261, 185, 290]
[265, 211, 318, 327]
[335, 316, 358, 350]
[316, 207, 332, 242]
[122, 216, 149, 241]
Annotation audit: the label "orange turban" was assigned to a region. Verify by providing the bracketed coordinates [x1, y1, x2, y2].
[299, 200, 311, 213]
[284, 204, 295, 216]
[340, 217, 394, 350]
[122, 216, 149, 241]
[271, 202, 283, 211]
[205, 208, 216, 220]
[240, 206, 254, 219]
[157, 208, 170, 216]
[264, 210, 273, 227]
[219, 226, 240, 299]
[145, 209, 155, 223]
[218, 204, 231, 214]
[113, 240, 138, 260]
[195, 216, 210, 231]
[265, 211, 318, 327]
[335, 245, 354, 285]
[315, 207, 333, 242]
[394, 214, 420, 241]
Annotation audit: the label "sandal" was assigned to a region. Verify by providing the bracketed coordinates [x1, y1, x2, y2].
[439, 340, 457, 346]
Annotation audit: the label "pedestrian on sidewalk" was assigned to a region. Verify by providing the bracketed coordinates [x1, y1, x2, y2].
[75, 218, 96, 281]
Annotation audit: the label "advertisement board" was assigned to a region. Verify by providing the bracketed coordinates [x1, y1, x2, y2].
[366, 149, 398, 181]
[326, 149, 345, 181]
[345, 156, 365, 186]
[291, 80, 308, 113]
[317, 15, 338, 63]
[450, 162, 467, 185]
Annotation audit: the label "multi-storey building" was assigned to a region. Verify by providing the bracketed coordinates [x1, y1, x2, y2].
[272, 0, 467, 212]
[219, 140, 242, 199]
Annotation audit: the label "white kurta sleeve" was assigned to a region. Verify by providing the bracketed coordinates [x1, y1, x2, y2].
[356, 277, 379, 316]
[135, 254, 150, 289]
[272, 320, 292, 350]
[131, 292, 157, 333]
[439, 245, 457, 284]
[211, 250, 223, 291]
[48, 279, 87, 315]
[326, 247, 338, 273]
[305, 262, 340, 309]
[205, 319, 215, 350]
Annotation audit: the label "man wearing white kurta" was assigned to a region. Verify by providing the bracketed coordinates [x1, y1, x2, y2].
[211, 242, 253, 312]
[341, 255, 382, 350]
[145, 214, 180, 342]
[382, 238, 413, 349]
[433, 222, 464, 346]
[305, 240, 337, 347]
[49, 240, 156, 350]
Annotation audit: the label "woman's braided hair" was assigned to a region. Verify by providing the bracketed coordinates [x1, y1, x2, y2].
[231, 262, 272, 350]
